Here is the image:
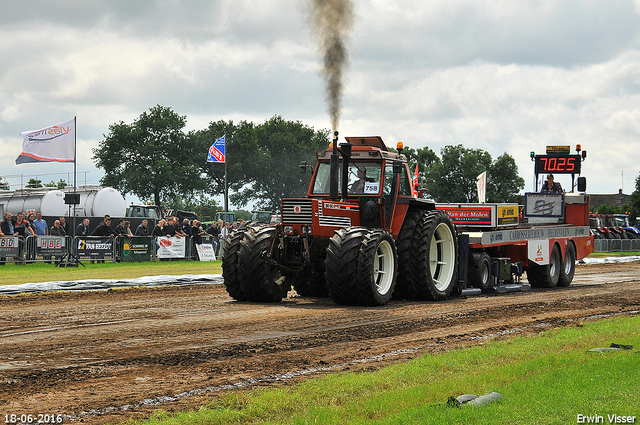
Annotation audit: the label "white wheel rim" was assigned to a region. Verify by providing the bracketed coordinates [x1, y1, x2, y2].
[430, 222, 456, 291]
[550, 248, 559, 278]
[564, 248, 574, 275]
[373, 239, 394, 296]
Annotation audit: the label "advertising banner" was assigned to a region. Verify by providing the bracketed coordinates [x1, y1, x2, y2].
[38, 236, 65, 255]
[524, 193, 564, 218]
[436, 204, 494, 226]
[77, 237, 114, 259]
[120, 236, 152, 262]
[196, 244, 216, 261]
[0, 236, 19, 258]
[157, 236, 186, 259]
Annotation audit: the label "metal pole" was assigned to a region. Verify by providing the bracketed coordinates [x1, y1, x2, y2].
[73, 116, 77, 236]
[224, 136, 228, 212]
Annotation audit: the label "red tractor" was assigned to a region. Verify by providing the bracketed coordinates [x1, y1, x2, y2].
[222, 133, 459, 306]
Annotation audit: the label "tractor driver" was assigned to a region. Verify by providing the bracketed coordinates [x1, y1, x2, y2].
[349, 169, 368, 193]
[540, 174, 563, 193]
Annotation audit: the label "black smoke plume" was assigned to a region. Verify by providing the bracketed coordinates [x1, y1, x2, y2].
[309, 0, 354, 131]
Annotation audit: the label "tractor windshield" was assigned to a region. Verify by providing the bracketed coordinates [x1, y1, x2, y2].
[311, 162, 383, 195]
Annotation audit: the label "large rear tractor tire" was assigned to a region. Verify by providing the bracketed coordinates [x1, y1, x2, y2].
[237, 225, 291, 302]
[324, 227, 398, 306]
[222, 227, 250, 301]
[405, 210, 459, 301]
[558, 242, 576, 287]
[527, 243, 561, 288]
[394, 209, 424, 299]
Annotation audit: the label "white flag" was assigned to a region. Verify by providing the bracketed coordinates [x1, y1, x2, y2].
[16, 118, 75, 164]
[476, 171, 487, 203]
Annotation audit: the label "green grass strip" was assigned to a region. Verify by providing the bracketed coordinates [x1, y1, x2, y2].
[137, 315, 640, 425]
[0, 261, 222, 286]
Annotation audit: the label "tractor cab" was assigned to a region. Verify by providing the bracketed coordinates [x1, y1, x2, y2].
[303, 135, 419, 235]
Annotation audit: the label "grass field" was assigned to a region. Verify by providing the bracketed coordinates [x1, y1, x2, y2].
[139, 315, 640, 425]
[0, 261, 222, 286]
[0, 252, 637, 287]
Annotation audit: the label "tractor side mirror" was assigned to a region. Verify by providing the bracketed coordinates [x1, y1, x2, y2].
[577, 177, 587, 192]
[299, 161, 309, 173]
[393, 161, 403, 175]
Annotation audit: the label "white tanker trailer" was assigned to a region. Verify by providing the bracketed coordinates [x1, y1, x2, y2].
[0, 185, 126, 218]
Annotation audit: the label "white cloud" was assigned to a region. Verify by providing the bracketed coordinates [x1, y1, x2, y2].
[1, 0, 640, 200]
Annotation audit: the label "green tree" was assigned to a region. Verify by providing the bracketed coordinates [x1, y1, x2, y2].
[26, 178, 42, 188]
[192, 116, 330, 211]
[422, 145, 524, 203]
[487, 153, 525, 203]
[0, 177, 9, 190]
[630, 173, 640, 222]
[93, 105, 207, 207]
[44, 179, 68, 190]
[425, 145, 492, 203]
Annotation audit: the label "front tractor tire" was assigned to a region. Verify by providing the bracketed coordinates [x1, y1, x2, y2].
[237, 225, 291, 302]
[405, 210, 459, 301]
[222, 227, 250, 301]
[324, 227, 398, 306]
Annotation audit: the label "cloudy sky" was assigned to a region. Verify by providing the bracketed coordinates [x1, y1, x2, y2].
[2, 0, 640, 205]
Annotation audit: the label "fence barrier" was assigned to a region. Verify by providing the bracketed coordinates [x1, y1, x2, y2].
[593, 238, 640, 252]
[0, 234, 222, 264]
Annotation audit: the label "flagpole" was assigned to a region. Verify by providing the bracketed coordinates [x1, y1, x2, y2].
[224, 138, 228, 212]
[73, 116, 77, 236]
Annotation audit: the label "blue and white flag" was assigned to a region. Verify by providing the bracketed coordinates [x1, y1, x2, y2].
[16, 118, 75, 164]
[207, 135, 225, 163]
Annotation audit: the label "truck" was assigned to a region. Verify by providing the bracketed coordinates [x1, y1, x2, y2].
[222, 135, 594, 306]
[590, 213, 639, 239]
[0, 185, 160, 235]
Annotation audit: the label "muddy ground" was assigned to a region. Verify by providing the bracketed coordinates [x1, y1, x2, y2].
[1, 261, 639, 424]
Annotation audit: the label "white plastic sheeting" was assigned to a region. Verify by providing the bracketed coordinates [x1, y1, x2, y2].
[581, 255, 640, 265]
[0, 274, 222, 296]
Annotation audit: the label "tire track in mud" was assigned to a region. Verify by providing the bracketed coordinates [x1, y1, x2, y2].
[0, 264, 639, 424]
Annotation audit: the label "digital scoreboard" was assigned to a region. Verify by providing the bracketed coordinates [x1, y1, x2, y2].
[534, 154, 581, 175]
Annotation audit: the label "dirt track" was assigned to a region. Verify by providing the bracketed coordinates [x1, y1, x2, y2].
[1, 261, 639, 424]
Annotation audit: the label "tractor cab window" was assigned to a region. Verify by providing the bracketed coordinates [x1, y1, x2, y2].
[311, 162, 382, 195]
[383, 163, 412, 196]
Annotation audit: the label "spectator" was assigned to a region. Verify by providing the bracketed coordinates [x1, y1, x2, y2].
[182, 219, 192, 237]
[15, 211, 35, 238]
[239, 219, 247, 229]
[33, 211, 49, 262]
[135, 219, 150, 236]
[59, 216, 70, 235]
[219, 221, 230, 257]
[1, 212, 15, 265]
[192, 220, 204, 244]
[123, 221, 133, 237]
[91, 215, 114, 263]
[152, 219, 167, 237]
[91, 215, 115, 237]
[164, 217, 177, 237]
[50, 220, 66, 236]
[231, 221, 238, 232]
[114, 219, 127, 236]
[76, 218, 91, 236]
[26, 212, 38, 262]
[49, 220, 66, 261]
[205, 221, 220, 254]
[27, 213, 37, 234]
[33, 211, 48, 236]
